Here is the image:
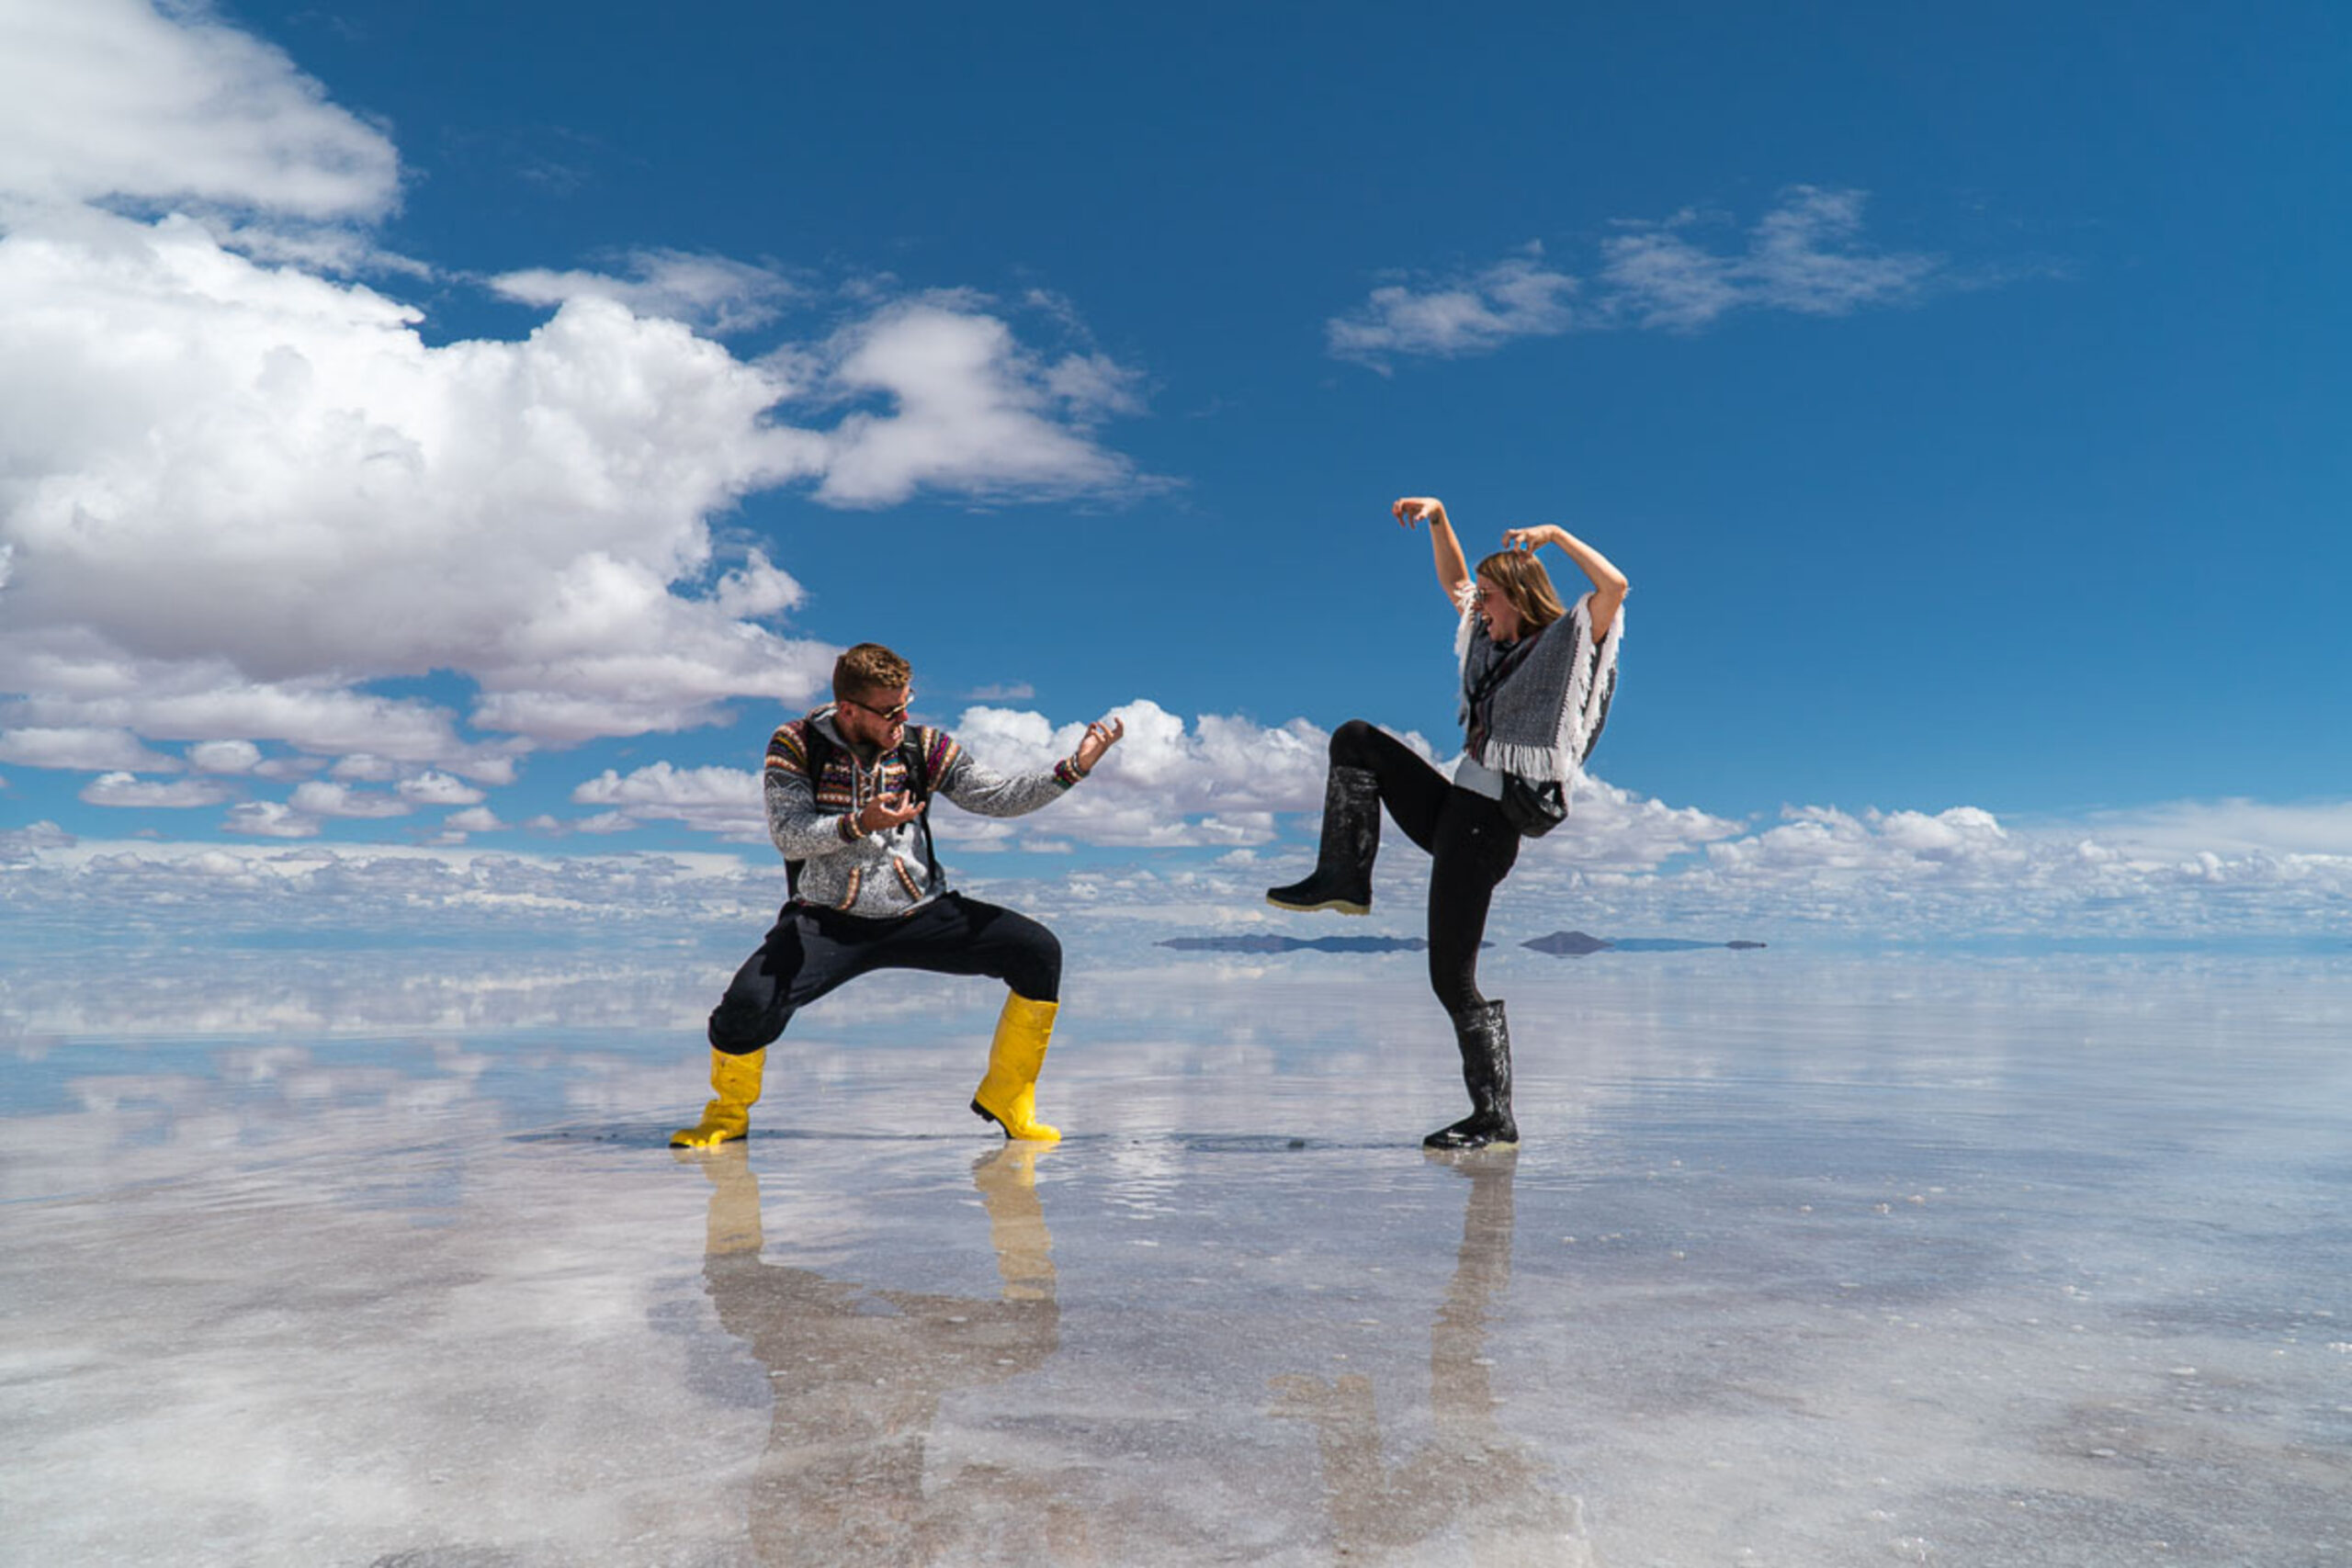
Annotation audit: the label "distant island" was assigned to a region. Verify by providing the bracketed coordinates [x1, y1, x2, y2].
[1522, 930, 1767, 955]
[1155, 931, 1763, 956]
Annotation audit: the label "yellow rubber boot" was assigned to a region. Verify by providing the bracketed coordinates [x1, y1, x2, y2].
[670, 1046, 766, 1147]
[970, 994, 1061, 1145]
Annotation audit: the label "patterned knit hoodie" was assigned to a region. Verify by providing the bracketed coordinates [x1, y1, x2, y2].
[763, 705, 1081, 918]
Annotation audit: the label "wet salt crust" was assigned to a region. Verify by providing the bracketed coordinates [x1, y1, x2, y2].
[4, 952, 2348, 1565]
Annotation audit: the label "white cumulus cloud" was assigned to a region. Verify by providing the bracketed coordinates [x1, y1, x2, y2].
[397, 771, 486, 807]
[571, 761, 763, 840]
[927, 701, 1336, 852]
[0, 204, 835, 773]
[0, 0, 398, 220]
[79, 771, 234, 808]
[0, 216, 833, 734]
[491, 249, 797, 337]
[0, 0, 1157, 829]
[1327, 247, 1578, 368]
[0, 725, 180, 772]
[288, 780, 409, 819]
[223, 800, 317, 839]
[2064, 797, 2352, 859]
[1600, 186, 1941, 331]
[812, 300, 1148, 507]
[187, 739, 264, 774]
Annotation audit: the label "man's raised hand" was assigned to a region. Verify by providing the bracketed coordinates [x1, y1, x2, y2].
[1074, 717, 1125, 774]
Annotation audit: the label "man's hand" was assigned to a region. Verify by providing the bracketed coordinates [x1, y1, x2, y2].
[1073, 716, 1125, 774]
[854, 792, 922, 835]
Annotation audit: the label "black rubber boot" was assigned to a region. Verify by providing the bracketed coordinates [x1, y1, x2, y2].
[1423, 999, 1519, 1150]
[1266, 765, 1379, 914]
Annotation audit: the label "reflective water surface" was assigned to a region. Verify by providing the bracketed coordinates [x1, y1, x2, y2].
[4, 950, 2349, 1564]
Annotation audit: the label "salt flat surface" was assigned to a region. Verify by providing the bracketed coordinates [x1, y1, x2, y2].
[5, 949, 2349, 1565]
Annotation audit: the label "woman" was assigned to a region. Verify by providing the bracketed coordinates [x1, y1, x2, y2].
[1267, 495, 1627, 1150]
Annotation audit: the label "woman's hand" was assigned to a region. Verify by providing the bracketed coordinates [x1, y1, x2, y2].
[1393, 496, 1450, 531]
[1509, 522, 1630, 645]
[1072, 716, 1125, 774]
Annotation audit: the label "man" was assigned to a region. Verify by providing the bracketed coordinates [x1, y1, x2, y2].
[673, 642, 1124, 1148]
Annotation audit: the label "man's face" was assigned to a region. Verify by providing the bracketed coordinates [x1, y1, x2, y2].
[836, 683, 911, 751]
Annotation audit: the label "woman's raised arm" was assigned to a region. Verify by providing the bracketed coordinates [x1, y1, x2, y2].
[1503, 524, 1628, 644]
[1394, 495, 1471, 612]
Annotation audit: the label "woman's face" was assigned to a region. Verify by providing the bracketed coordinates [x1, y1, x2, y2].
[1476, 576, 1523, 642]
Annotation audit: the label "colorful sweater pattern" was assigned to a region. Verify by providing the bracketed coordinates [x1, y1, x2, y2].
[763, 707, 1078, 918]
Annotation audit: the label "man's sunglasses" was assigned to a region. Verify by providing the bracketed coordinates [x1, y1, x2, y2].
[842, 694, 912, 724]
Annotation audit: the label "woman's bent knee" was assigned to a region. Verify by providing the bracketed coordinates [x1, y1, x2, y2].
[1330, 718, 1378, 766]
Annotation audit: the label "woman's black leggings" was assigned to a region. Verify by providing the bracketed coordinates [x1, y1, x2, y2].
[1329, 719, 1521, 1016]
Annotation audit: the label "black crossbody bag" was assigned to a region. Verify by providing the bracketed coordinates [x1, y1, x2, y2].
[1499, 769, 1567, 838]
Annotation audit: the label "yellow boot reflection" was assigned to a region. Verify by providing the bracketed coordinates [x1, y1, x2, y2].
[1270, 1151, 1595, 1563]
[685, 1143, 1081, 1564]
[973, 1141, 1056, 1302]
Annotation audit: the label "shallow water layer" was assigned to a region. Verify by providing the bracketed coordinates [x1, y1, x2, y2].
[4, 953, 2349, 1565]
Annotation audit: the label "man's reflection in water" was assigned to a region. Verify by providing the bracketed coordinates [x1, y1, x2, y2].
[1272, 1150, 1596, 1564]
[687, 1144, 1085, 1565]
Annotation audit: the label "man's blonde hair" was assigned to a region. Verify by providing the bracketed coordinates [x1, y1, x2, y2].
[1474, 550, 1567, 632]
[833, 643, 911, 701]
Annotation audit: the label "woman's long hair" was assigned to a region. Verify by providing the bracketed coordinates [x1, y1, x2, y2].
[1475, 549, 1567, 633]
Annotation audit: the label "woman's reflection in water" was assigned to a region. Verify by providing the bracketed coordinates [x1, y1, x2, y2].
[1272, 1151, 1596, 1564]
[686, 1144, 1085, 1565]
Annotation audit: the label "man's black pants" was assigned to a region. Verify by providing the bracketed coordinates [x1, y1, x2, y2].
[708, 893, 1063, 1055]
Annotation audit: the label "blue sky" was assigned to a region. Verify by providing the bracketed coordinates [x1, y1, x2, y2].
[1, 0, 2347, 942]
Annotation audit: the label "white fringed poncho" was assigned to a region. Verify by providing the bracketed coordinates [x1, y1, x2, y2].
[1454, 585, 1623, 798]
